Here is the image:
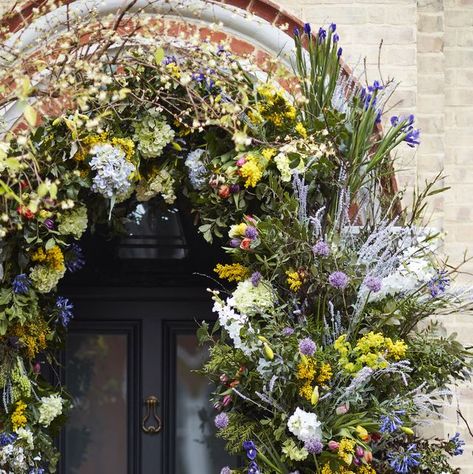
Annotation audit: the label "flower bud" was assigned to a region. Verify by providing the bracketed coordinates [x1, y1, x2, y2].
[218, 185, 230, 199]
[220, 374, 229, 384]
[401, 426, 414, 436]
[222, 395, 232, 407]
[240, 238, 252, 250]
[328, 440, 339, 451]
[364, 451, 373, 463]
[263, 343, 274, 361]
[355, 446, 364, 458]
[336, 403, 349, 415]
[311, 386, 319, 406]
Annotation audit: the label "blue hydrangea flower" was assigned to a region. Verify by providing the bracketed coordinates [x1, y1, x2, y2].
[450, 432, 465, 456]
[380, 410, 405, 433]
[214, 412, 229, 430]
[56, 296, 74, 327]
[299, 337, 316, 356]
[29, 469, 45, 474]
[0, 432, 17, 446]
[66, 243, 86, 273]
[387, 444, 421, 473]
[12, 273, 31, 295]
[243, 440, 257, 460]
[185, 149, 207, 190]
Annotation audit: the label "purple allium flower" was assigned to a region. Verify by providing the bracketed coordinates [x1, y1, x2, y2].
[248, 461, 261, 474]
[66, 243, 86, 273]
[305, 438, 323, 454]
[312, 240, 330, 257]
[282, 327, 295, 336]
[299, 337, 316, 356]
[0, 432, 17, 447]
[245, 226, 258, 240]
[56, 296, 74, 327]
[380, 410, 405, 434]
[12, 273, 31, 295]
[214, 412, 229, 430]
[243, 441, 257, 460]
[229, 238, 241, 248]
[330, 23, 337, 32]
[333, 33, 340, 43]
[318, 27, 327, 42]
[229, 184, 240, 194]
[387, 444, 421, 473]
[337, 47, 343, 58]
[220, 468, 232, 474]
[43, 218, 55, 230]
[304, 23, 311, 35]
[251, 271, 262, 287]
[364, 275, 382, 293]
[328, 271, 350, 290]
[450, 432, 465, 456]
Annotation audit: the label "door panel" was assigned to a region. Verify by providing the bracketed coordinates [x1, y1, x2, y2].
[62, 294, 234, 474]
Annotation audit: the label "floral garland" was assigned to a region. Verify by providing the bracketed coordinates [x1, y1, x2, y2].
[0, 11, 471, 474]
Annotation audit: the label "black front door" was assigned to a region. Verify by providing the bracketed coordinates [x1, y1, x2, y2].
[60, 287, 232, 474]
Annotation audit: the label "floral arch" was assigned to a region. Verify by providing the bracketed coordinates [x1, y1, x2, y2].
[0, 2, 471, 474]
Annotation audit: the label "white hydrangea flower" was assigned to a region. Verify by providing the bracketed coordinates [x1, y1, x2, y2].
[16, 428, 34, 449]
[232, 279, 275, 316]
[185, 149, 207, 190]
[38, 394, 63, 427]
[287, 407, 322, 443]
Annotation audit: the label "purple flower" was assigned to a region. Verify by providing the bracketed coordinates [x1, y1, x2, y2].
[333, 33, 340, 43]
[405, 128, 421, 147]
[243, 440, 257, 460]
[220, 467, 232, 474]
[214, 412, 229, 430]
[0, 432, 17, 446]
[282, 327, 295, 336]
[304, 23, 311, 36]
[229, 238, 241, 248]
[56, 296, 74, 327]
[380, 411, 405, 433]
[248, 462, 261, 474]
[329, 271, 350, 290]
[305, 438, 323, 454]
[330, 23, 337, 32]
[387, 444, 421, 473]
[294, 27, 300, 37]
[251, 272, 262, 287]
[364, 275, 382, 293]
[43, 218, 55, 230]
[318, 27, 327, 42]
[312, 240, 330, 257]
[390, 115, 421, 148]
[337, 47, 343, 58]
[66, 243, 85, 273]
[299, 337, 316, 356]
[245, 226, 258, 240]
[12, 273, 31, 295]
[163, 55, 177, 65]
[368, 80, 384, 92]
[229, 184, 240, 194]
[450, 432, 465, 456]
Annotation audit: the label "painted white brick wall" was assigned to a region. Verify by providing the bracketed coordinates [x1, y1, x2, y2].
[1, 0, 472, 470]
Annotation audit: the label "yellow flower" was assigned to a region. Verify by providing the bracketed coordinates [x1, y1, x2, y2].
[295, 122, 308, 138]
[356, 425, 370, 441]
[11, 400, 27, 431]
[317, 362, 333, 385]
[214, 263, 250, 282]
[229, 223, 247, 238]
[385, 338, 407, 360]
[298, 382, 313, 401]
[358, 466, 377, 474]
[240, 155, 263, 188]
[165, 62, 181, 79]
[261, 148, 277, 161]
[31, 245, 65, 272]
[286, 270, 302, 292]
[111, 137, 135, 161]
[74, 132, 108, 161]
[296, 358, 316, 381]
[338, 438, 356, 465]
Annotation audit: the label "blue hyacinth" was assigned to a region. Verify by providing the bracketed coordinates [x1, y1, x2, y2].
[450, 432, 465, 456]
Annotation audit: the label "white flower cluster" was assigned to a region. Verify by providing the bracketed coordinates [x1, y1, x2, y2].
[0, 444, 28, 473]
[185, 149, 207, 190]
[212, 296, 257, 356]
[89, 144, 135, 199]
[232, 279, 275, 316]
[38, 394, 63, 427]
[287, 407, 322, 443]
[136, 168, 176, 204]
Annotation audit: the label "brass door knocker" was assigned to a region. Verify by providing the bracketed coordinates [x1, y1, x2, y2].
[142, 395, 162, 434]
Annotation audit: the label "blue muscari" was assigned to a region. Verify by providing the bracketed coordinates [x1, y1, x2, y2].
[56, 296, 74, 327]
[12, 273, 31, 295]
[450, 432, 465, 456]
[387, 444, 421, 473]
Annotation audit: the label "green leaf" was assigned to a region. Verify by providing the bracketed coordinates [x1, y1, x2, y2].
[154, 48, 165, 65]
[45, 237, 56, 250]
